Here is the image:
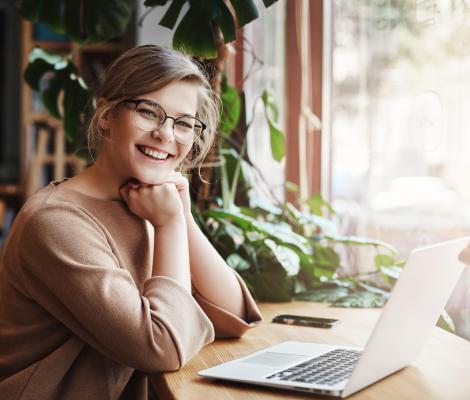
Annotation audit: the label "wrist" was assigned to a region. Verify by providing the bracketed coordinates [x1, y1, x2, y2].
[150, 214, 187, 228]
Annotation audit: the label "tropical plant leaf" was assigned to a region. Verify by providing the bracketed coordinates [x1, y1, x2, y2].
[295, 287, 350, 302]
[312, 244, 341, 270]
[285, 181, 299, 193]
[268, 119, 285, 161]
[229, 0, 259, 26]
[264, 239, 300, 276]
[248, 267, 294, 302]
[159, 0, 186, 29]
[262, 0, 277, 6]
[220, 76, 241, 136]
[261, 89, 284, 160]
[19, 0, 135, 43]
[226, 253, 250, 272]
[326, 234, 398, 253]
[304, 193, 336, 216]
[173, 5, 217, 58]
[332, 291, 387, 308]
[374, 254, 396, 268]
[144, 0, 169, 6]
[24, 47, 91, 147]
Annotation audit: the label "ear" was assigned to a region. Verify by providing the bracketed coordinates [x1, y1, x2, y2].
[97, 97, 111, 131]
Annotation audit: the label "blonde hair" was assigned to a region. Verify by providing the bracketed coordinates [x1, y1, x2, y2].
[86, 45, 220, 169]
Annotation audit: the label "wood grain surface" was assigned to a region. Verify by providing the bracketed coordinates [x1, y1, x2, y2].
[149, 302, 470, 400]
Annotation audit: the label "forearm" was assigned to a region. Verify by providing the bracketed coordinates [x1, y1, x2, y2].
[186, 215, 245, 318]
[153, 219, 191, 293]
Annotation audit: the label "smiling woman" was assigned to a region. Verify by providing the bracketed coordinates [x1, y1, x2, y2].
[0, 45, 262, 400]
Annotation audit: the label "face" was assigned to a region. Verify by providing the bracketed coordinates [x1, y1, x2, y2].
[98, 80, 200, 185]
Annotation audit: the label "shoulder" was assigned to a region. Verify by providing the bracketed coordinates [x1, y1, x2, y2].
[20, 186, 104, 236]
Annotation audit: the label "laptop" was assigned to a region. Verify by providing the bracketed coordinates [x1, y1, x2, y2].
[199, 237, 469, 397]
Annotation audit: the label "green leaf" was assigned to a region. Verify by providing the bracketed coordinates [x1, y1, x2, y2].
[24, 58, 52, 91]
[332, 291, 387, 308]
[226, 253, 250, 272]
[159, 0, 186, 29]
[261, 89, 285, 161]
[312, 244, 340, 270]
[42, 74, 63, 119]
[24, 48, 92, 146]
[229, 0, 259, 26]
[63, 74, 90, 142]
[19, 0, 135, 43]
[220, 76, 241, 136]
[268, 120, 285, 161]
[264, 239, 300, 276]
[144, 0, 169, 6]
[262, 0, 278, 6]
[326, 234, 398, 254]
[295, 287, 349, 302]
[285, 181, 299, 193]
[304, 193, 335, 216]
[374, 254, 396, 269]
[261, 89, 279, 122]
[380, 265, 402, 282]
[214, 0, 237, 43]
[173, 7, 217, 58]
[249, 268, 294, 302]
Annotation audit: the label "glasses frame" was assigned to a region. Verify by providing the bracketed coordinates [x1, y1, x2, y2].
[123, 99, 206, 141]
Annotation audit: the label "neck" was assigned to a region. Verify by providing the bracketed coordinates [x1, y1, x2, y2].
[74, 158, 128, 201]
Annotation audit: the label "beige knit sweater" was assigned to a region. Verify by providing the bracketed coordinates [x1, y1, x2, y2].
[0, 181, 262, 400]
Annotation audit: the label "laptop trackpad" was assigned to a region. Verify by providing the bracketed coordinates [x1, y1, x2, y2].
[241, 352, 307, 367]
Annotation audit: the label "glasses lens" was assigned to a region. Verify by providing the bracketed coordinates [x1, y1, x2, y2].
[173, 117, 203, 144]
[134, 102, 166, 131]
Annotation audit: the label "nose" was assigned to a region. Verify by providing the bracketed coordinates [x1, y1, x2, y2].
[151, 119, 175, 143]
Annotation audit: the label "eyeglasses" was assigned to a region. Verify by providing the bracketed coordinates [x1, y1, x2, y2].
[124, 99, 206, 145]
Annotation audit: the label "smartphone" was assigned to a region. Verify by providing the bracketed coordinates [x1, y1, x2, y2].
[272, 314, 340, 328]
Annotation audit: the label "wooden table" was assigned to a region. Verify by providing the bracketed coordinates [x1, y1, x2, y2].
[150, 302, 470, 399]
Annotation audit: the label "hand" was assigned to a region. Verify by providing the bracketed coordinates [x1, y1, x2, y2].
[119, 181, 184, 227]
[162, 172, 192, 218]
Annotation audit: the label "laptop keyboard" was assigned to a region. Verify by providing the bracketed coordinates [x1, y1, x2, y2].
[266, 349, 362, 386]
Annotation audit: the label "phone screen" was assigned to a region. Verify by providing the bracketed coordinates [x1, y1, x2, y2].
[272, 314, 340, 328]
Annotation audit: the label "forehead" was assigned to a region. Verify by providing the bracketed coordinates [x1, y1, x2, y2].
[140, 80, 200, 115]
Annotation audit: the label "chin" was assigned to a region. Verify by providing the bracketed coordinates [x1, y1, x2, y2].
[135, 170, 173, 185]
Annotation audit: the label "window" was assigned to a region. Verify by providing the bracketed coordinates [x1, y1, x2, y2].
[326, 0, 470, 339]
[243, 0, 286, 203]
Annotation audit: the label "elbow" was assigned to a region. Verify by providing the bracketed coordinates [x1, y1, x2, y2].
[139, 319, 213, 374]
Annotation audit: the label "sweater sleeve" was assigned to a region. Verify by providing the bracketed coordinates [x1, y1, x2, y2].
[192, 270, 262, 338]
[18, 204, 214, 373]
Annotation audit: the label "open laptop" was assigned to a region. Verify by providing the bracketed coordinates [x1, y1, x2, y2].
[199, 237, 469, 397]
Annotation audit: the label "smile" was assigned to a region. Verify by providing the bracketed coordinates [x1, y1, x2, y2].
[136, 145, 173, 161]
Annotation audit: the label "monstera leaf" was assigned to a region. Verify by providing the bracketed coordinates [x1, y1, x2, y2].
[24, 47, 92, 151]
[18, 0, 135, 43]
[143, 0, 278, 58]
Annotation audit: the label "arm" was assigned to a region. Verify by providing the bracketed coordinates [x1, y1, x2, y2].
[127, 175, 263, 337]
[20, 204, 214, 372]
[186, 214, 245, 318]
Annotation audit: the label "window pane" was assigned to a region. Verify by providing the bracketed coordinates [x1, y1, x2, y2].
[329, 0, 470, 339]
[243, 0, 286, 203]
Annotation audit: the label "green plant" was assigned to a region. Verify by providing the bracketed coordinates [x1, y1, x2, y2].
[192, 77, 405, 307]
[18, 0, 279, 147]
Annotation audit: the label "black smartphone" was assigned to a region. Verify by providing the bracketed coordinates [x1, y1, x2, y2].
[272, 314, 340, 328]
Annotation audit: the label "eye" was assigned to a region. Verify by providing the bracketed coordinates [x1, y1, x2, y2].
[175, 118, 194, 129]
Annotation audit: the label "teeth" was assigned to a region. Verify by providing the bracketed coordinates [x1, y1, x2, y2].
[141, 146, 169, 160]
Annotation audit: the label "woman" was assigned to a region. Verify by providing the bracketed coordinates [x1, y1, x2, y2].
[0, 45, 262, 400]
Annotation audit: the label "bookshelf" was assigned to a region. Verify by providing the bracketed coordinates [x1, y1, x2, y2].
[0, 20, 135, 252]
